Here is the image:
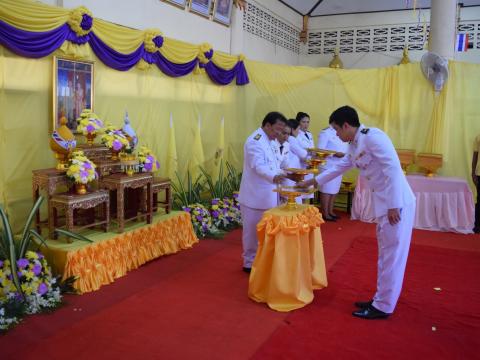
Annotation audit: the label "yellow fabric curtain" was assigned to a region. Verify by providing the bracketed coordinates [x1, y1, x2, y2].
[2, 45, 480, 232]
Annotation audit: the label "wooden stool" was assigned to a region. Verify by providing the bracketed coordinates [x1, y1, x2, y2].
[49, 190, 110, 241]
[153, 177, 172, 214]
[334, 181, 354, 214]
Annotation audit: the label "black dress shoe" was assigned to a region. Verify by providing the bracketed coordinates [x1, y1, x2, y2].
[352, 305, 390, 319]
[474, 227, 480, 234]
[330, 214, 340, 220]
[323, 216, 336, 222]
[243, 267, 251, 274]
[354, 300, 373, 309]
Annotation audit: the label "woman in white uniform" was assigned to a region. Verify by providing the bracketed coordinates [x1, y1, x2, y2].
[286, 119, 308, 204]
[296, 112, 315, 202]
[317, 125, 348, 221]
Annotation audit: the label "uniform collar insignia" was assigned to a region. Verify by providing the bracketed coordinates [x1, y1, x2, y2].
[254, 134, 261, 140]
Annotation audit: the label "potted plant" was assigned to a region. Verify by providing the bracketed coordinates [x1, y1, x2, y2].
[66, 150, 98, 194]
[100, 124, 131, 160]
[76, 109, 104, 145]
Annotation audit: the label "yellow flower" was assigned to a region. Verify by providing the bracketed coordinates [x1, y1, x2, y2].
[26, 251, 39, 260]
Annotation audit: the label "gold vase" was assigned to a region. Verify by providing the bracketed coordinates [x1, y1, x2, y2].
[86, 132, 96, 146]
[75, 183, 87, 195]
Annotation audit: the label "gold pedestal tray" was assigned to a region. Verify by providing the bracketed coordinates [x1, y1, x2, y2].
[307, 148, 338, 167]
[285, 168, 319, 182]
[120, 153, 139, 176]
[274, 185, 315, 209]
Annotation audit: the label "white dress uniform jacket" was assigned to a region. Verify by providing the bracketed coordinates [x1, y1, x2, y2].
[317, 126, 349, 195]
[314, 124, 416, 314]
[297, 130, 315, 198]
[287, 135, 308, 169]
[239, 127, 283, 210]
[239, 128, 284, 268]
[272, 139, 290, 170]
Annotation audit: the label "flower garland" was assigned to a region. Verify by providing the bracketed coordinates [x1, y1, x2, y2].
[0, 251, 63, 331]
[182, 203, 217, 238]
[138, 146, 160, 172]
[210, 198, 242, 230]
[76, 109, 104, 135]
[101, 124, 131, 151]
[66, 150, 97, 184]
[67, 6, 93, 37]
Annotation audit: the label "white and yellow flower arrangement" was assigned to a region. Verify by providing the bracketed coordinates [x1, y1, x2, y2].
[76, 109, 104, 145]
[101, 124, 131, 160]
[138, 146, 160, 172]
[66, 150, 97, 194]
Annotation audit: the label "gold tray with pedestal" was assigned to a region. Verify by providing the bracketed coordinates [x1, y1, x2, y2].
[274, 185, 315, 209]
[284, 167, 319, 182]
[119, 153, 139, 176]
[396, 149, 415, 174]
[307, 148, 338, 167]
[416, 152, 443, 177]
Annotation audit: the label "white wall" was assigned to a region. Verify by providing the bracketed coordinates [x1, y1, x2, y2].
[301, 6, 480, 68]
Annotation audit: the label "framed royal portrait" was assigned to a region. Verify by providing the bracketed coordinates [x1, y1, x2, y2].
[189, 0, 213, 17]
[52, 56, 94, 132]
[213, 0, 233, 25]
[162, 0, 187, 8]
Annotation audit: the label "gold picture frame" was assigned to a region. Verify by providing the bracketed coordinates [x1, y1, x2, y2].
[52, 56, 94, 132]
[189, 0, 213, 18]
[161, 0, 187, 9]
[212, 0, 233, 26]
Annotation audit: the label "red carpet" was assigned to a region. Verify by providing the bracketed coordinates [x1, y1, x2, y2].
[1, 216, 479, 359]
[252, 236, 480, 359]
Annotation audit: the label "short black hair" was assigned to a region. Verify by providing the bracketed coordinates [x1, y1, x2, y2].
[262, 111, 287, 127]
[329, 106, 360, 127]
[287, 119, 299, 130]
[296, 112, 310, 122]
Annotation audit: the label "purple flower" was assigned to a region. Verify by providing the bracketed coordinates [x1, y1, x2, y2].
[183, 207, 191, 212]
[0, 260, 3, 268]
[196, 215, 203, 222]
[38, 283, 48, 295]
[80, 170, 89, 178]
[212, 210, 219, 218]
[32, 264, 42, 276]
[222, 208, 228, 215]
[202, 224, 208, 230]
[17, 271, 23, 277]
[7, 274, 12, 280]
[153, 35, 164, 48]
[83, 161, 92, 170]
[86, 124, 95, 133]
[233, 193, 239, 199]
[17, 258, 29, 269]
[80, 14, 93, 31]
[155, 160, 160, 169]
[112, 139, 123, 151]
[37, 252, 44, 259]
[212, 199, 219, 205]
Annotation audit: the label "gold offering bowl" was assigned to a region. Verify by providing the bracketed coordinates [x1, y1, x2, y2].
[396, 149, 415, 174]
[274, 185, 315, 209]
[285, 168, 319, 182]
[119, 153, 139, 176]
[416, 152, 443, 177]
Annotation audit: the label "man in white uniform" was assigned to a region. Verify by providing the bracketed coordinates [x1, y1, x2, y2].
[300, 106, 415, 319]
[238, 112, 287, 273]
[296, 112, 315, 202]
[317, 126, 348, 221]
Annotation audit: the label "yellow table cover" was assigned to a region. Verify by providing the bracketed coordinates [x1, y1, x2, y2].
[248, 205, 328, 312]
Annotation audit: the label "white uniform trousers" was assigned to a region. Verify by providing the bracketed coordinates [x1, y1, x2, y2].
[372, 201, 415, 314]
[240, 205, 265, 268]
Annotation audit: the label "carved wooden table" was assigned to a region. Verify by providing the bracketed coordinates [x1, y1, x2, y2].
[100, 173, 153, 233]
[32, 168, 68, 233]
[95, 159, 122, 179]
[153, 177, 172, 214]
[77, 144, 111, 162]
[49, 190, 110, 241]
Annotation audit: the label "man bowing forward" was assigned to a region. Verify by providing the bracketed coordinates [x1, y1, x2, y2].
[300, 106, 415, 319]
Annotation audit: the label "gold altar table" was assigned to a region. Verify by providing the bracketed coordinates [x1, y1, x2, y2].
[248, 205, 328, 312]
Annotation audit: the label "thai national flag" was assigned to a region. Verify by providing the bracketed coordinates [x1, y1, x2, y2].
[456, 33, 469, 52]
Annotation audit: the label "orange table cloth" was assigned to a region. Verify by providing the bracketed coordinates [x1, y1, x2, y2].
[248, 205, 328, 312]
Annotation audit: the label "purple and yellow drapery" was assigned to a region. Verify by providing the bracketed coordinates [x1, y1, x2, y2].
[0, 0, 249, 85]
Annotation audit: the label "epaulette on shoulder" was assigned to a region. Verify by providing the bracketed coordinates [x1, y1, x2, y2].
[361, 128, 370, 134]
[254, 134, 261, 141]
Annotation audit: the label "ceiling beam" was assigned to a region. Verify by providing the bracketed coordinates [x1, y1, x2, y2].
[307, 0, 325, 16]
[277, 0, 305, 16]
